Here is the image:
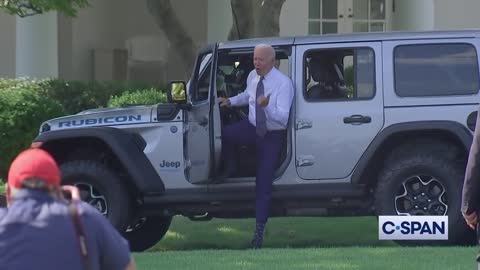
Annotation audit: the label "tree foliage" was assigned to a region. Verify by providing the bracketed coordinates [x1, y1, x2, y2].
[0, 0, 90, 17]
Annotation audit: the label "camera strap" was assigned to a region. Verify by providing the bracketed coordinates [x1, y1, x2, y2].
[68, 202, 91, 270]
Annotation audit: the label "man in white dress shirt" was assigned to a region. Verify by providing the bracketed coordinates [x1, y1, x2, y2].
[218, 44, 294, 248]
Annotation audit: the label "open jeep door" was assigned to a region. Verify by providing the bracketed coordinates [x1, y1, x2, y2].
[184, 44, 222, 184]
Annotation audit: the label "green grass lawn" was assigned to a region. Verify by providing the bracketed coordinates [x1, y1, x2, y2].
[133, 216, 479, 269]
[150, 216, 397, 251]
[0, 183, 477, 269]
[134, 247, 478, 270]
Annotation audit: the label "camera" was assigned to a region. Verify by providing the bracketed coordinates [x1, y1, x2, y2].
[61, 185, 81, 201]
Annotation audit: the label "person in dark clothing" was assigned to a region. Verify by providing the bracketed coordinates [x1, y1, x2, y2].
[462, 109, 480, 230]
[0, 148, 136, 270]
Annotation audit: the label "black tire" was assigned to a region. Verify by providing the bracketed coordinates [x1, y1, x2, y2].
[125, 216, 172, 252]
[375, 144, 474, 245]
[60, 160, 132, 231]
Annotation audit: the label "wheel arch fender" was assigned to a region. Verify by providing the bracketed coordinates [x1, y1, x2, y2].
[34, 127, 165, 193]
[352, 120, 472, 185]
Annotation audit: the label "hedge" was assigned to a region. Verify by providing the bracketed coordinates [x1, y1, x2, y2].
[0, 87, 64, 177]
[0, 78, 165, 178]
[108, 88, 167, 107]
[39, 80, 165, 115]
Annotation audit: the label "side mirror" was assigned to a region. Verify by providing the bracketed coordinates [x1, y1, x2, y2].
[167, 81, 187, 104]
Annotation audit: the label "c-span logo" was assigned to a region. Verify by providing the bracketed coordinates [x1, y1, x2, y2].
[379, 216, 448, 240]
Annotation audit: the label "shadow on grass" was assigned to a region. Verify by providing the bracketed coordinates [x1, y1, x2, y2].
[149, 216, 400, 252]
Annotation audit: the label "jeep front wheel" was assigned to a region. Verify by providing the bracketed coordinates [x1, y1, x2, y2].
[125, 216, 172, 252]
[374, 147, 473, 245]
[60, 160, 132, 231]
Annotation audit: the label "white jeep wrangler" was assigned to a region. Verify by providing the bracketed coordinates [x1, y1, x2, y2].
[35, 30, 480, 251]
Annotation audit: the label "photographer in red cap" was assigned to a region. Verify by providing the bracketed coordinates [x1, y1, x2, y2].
[0, 148, 136, 270]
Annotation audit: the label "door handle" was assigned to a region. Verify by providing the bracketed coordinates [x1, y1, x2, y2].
[343, 115, 371, 124]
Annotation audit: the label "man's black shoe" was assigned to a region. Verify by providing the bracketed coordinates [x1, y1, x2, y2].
[250, 222, 265, 249]
[250, 236, 263, 249]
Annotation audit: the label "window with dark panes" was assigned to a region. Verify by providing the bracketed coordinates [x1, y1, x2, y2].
[308, 0, 387, 34]
[394, 43, 479, 97]
[304, 47, 375, 101]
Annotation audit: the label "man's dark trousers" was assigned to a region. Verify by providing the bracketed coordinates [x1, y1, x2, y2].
[222, 118, 285, 223]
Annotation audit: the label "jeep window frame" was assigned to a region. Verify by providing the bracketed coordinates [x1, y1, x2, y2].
[215, 47, 292, 99]
[302, 46, 377, 103]
[393, 42, 480, 97]
[189, 47, 214, 105]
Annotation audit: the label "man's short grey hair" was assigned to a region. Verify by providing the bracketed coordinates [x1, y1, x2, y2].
[255, 44, 276, 61]
[9, 178, 58, 200]
[20, 178, 51, 191]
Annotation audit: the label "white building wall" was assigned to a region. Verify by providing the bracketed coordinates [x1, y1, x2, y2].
[207, 0, 231, 43]
[0, 13, 16, 77]
[71, 0, 127, 81]
[16, 12, 58, 78]
[391, 0, 434, 31]
[69, 0, 208, 81]
[280, 0, 308, 36]
[168, 0, 208, 79]
[434, 0, 480, 30]
[5, 0, 480, 81]
[207, 0, 308, 43]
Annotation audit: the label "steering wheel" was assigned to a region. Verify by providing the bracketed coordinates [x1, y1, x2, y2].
[221, 105, 247, 125]
[218, 89, 248, 125]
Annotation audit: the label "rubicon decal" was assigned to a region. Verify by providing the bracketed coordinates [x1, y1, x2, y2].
[58, 115, 142, 128]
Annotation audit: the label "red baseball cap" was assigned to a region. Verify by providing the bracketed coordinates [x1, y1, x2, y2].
[7, 148, 60, 188]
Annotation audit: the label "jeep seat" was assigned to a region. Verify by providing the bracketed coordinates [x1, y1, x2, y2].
[307, 58, 348, 100]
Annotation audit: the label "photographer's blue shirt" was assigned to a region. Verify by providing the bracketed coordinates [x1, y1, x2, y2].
[0, 189, 131, 270]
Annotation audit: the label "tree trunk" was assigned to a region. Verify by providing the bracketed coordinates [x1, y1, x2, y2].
[146, 0, 196, 77]
[254, 0, 286, 37]
[227, 0, 255, 40]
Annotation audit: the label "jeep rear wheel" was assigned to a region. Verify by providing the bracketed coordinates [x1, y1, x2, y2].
[375, 145, 473, 245]
[60, 160, 132, 231]
[125, 216, 172, 252]
[394, 175, 448, 216]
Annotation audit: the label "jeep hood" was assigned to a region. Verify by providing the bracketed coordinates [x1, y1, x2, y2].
[41, 105, 155, 132]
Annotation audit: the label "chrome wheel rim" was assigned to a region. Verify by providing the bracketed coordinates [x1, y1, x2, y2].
[394, 175, 448, 216]
[75, 183, 108, 216]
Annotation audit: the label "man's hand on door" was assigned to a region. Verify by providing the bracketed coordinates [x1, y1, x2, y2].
[218, 97, 231, 107]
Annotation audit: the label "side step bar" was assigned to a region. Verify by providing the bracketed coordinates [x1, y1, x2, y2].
[143, 183, 368, 205]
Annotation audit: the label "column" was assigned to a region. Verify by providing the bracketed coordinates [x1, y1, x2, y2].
[16, 12, 58, 78]
[0, 13, 16, 77]
[391, 0, 434, 31]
